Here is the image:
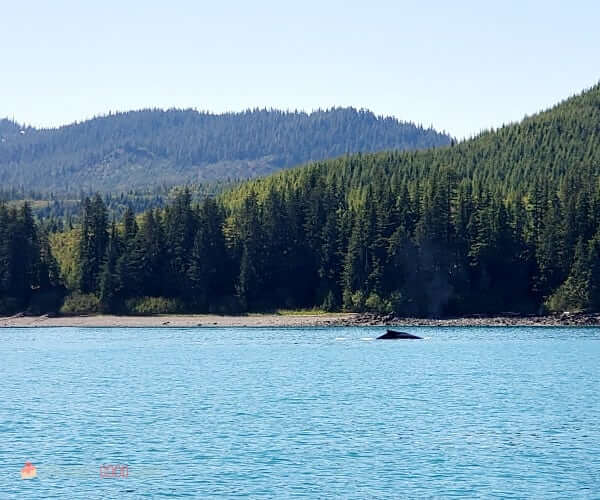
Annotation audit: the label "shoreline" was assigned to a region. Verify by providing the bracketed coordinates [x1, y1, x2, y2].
[1, 312, 600, 328]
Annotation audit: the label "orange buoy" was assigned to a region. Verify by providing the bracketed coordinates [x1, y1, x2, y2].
[21, 461, 37, 480]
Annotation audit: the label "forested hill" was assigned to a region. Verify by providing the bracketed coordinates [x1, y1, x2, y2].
[214, 83, 600, 315]
[229, 84, 600, 201]
[5, 84, 600, 317]
[0, 108, 450, 193]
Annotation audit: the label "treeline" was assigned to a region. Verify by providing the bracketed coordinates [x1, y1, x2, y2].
[0, 108, 450, 193]
[1, 180, 236, 224]
[50, 166, 600, 317]
[4, 173, 600, 316]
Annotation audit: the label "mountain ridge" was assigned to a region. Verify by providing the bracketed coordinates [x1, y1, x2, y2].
[0, 107, 451, 193]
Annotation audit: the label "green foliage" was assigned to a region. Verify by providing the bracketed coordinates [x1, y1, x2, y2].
[124, 297, 184, 315]
[276, 307, 329, 316]
[347, 290, 367, 312]
[365, 293, 389, 313]
[546, 234, 600, 312]
[545, 277, 589, 313]
[49, 229, 80, 290]
[60, 292, 100, 314]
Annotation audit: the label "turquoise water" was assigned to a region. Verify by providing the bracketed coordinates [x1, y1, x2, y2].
[1, 326, 599, 498]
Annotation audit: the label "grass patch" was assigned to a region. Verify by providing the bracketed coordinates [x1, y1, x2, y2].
[274, 308, 339, 316]
[125, 297, 185, 315]
[60, 292, 100, 314]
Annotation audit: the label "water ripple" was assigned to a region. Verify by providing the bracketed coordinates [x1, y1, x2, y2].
[0, 326, 598, 497]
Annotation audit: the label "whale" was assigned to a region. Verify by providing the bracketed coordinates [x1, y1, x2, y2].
[377, 329, 422, 340]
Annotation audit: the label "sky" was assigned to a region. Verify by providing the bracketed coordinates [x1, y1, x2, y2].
[1, 0, 599, 139]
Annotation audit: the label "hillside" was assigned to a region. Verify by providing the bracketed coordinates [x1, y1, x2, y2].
[213, 83, 600, 315]
[229, 84, 600, 201]
[0, 108, 450, 193]
[4, 84, 600, 317]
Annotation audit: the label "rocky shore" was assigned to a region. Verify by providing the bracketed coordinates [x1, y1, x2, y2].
[2, 311, 600, 328]
[339, 311, 600, 327]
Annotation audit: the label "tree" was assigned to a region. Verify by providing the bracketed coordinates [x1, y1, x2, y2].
[188, 198, 227, 310]
[99, 223, 121, 313]
[235, 192, 264, 308]
[78, 195, 108, 294]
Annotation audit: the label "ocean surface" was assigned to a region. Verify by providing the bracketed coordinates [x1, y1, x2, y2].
[1, 326, 599, 498]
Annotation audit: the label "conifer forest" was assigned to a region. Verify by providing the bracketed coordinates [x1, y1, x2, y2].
[2, 85, 600, 317]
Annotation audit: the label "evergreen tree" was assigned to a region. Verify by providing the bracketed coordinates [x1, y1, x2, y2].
[78, 195, 108, 294]
[188, 198, 227, 310]
[99, 223, 121, 313]
[235, 192, 264, 308]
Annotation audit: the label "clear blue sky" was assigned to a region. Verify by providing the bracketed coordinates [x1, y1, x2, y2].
[2, 0, 598, 138]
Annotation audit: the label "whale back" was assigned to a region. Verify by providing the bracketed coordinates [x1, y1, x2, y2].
[377, 330, 422, 340]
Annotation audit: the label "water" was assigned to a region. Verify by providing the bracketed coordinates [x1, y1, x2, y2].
[1, 326, 599, 498]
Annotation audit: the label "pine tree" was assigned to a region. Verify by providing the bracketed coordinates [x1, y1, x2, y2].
[163, 189, 195, 298]
[99, 223, 121, 313]
[535, 195, 566, 300]
[188, 198, 227, 310]
[342, 216, 368, 310]
[78, 195, 109, 294]
[235, 192, 264, 308]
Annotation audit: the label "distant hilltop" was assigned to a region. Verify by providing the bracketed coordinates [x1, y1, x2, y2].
[0, 108, 451, 193]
